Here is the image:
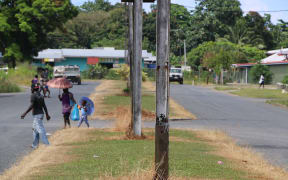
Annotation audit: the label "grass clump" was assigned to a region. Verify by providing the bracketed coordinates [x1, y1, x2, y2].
[0, 72, 21, 93]
[28, 129, 251, 180]
[7, 63, 36, 86]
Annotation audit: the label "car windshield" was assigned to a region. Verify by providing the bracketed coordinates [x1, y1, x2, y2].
[171, 69, 181, 73]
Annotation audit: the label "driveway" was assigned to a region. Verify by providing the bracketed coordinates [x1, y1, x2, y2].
[167, 84, 288, 168]
[0, 81, 112, 174]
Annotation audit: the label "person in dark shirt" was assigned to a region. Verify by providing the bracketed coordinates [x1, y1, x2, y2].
[21, 84, 51, 149]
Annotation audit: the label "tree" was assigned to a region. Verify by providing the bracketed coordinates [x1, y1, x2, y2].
[0, 0, 78, 67]
[189, 0, 243, 46]
[250, 64, 273, 84]
[187, 41, 266, 69]
[81, 0, 113, 12]
[244, 12, 276, 50]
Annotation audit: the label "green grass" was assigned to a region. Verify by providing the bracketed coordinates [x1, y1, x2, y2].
[267, 99, 288, 107]
[7, 63, 37, 86]
[104, 94, 156, 112]
[28, 129, 252, 180]
[0, 72, 21, 93]
[231, 88, 288, 99]
[214, 86, 238, 91]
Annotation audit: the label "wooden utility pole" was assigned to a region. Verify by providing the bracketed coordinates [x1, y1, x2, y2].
[155, 0, 170, 179]
[132, 0, 143, 136]
[128, 2, 134, 127]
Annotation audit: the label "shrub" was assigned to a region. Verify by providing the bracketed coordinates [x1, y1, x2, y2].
[250, 64, 273, 84]
[0, 72, 21, 93]
[105, 69, 120, 80]
[7, 63, 36, 86]
[282, 75, 288, 84]
[84, 64, 108, 79]
[115, 65, 130, 80]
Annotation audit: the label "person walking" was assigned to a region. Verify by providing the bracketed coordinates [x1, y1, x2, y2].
[58, 88, 76, 128]
[259, 74, 265, 88]
[21, 84, 51, 149]
[78, 100, 90, 128]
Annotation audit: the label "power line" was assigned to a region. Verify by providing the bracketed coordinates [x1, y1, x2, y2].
[173, 4, 288, 13]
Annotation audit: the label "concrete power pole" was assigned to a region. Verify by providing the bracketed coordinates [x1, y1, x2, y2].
[155, 0, 170, 179]
[132, 0, 143, 136]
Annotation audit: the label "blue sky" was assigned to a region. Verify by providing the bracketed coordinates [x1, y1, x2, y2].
[71, 0, 288, 24]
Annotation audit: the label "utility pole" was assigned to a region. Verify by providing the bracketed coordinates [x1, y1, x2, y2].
[132, 0, 143, 136]
[128, 2, 134, 127]
[184, 40, 187, 68]
[155, 0, 170, 179]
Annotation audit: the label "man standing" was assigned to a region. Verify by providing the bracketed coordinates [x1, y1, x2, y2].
[259, 74, 265, 88]
[21, 84, 51, 149]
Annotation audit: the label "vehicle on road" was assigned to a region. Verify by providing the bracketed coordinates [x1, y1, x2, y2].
[53, 65, 81, 85]
[169, 67, 183, 84]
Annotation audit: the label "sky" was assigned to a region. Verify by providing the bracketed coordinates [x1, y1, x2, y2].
[71, 0, 288, 24]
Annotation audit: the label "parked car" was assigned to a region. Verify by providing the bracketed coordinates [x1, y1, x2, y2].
[54, 65, 81, 85]
[169, 67, 183, 84]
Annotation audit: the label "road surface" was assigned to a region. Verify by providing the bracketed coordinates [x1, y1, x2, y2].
[0, 81, 112, 174]
[167, 84, 288, 168]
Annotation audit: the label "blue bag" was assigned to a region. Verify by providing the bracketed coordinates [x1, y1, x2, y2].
[70, 104, 80, 121]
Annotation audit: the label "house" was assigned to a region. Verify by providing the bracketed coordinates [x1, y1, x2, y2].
[233, 49, 288, 84]
[33, 48, 156, 71]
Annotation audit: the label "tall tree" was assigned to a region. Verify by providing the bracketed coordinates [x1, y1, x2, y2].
[189, 0, 243, 46]
[81, 0, 113, 12]
[0, 0, 78, 67]
[244, 12, 275, 49]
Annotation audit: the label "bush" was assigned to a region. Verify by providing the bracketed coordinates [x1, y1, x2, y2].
[282, 75, 288, 84]
[0, 72, 21, 93]
[84, 64, 108, 79]
[142, 71, 148, 82]
[7, 63, 36, 86]
[105, 69, 120, 80]
[250, 64, 273, 84]
[115, 65, 129, 80]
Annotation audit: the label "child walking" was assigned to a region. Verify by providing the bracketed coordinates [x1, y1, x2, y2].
[78, 100, 90, 128]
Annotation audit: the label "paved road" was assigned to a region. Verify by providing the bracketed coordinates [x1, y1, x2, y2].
[167, 84, 288, 168]
[0, 81, 112, 174]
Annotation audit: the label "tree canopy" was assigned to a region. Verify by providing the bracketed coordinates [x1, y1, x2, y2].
[0, 0, 78, 67]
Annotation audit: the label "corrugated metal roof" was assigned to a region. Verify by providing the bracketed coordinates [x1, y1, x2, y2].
[261, 53, 288, 63]
[34, 49, 64, 59]
[35, 48, 151, 59]
[267, 48, 288, 55]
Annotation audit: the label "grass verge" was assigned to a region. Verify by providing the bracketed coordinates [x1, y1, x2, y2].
[231, 88, 287, 99]
[2, 128, 288, 180]
[89, 80, 196, 121]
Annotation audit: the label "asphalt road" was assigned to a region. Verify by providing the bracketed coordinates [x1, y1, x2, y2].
[0, 81, 112, 174]
[167, 84, 288, 168]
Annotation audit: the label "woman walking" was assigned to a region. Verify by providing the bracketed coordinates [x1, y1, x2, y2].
[58, 88, 76, 128]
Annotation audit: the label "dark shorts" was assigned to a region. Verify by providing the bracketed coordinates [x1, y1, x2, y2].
[64, 112, 70, 120]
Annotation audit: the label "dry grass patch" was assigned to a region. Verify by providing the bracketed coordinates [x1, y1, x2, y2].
[195, 130, 288, 180]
